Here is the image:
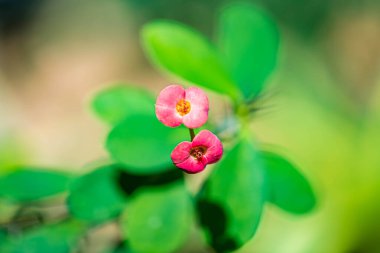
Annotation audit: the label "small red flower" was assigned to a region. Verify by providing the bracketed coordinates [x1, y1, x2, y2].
[171, 130, 223, 173]
[155, 85, 209, 129]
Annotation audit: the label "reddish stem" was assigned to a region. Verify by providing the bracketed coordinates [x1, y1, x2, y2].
[189, 128, 195, 141]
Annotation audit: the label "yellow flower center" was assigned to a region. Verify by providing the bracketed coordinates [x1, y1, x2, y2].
[176, 99, 191, 116]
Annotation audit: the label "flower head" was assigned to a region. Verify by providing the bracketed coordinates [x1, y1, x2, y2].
[171, 130, 223, 173]
[155, 85, 209, 128]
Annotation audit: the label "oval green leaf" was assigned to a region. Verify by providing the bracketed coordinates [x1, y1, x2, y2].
[0, 169, 72, 202]
[106, 114, 188, 173]
[121, 182, 193, 253]
[197, 139, 265, 252]
[0, 220, 85, 253]
[262, 151, 316, 214]
[92, 84, 155, 125]
[105, 241, 136, 253]
[218, 3, 279, 99]
[117, 165, 183, 196]
[141, 20, 240, 100]
[0, 229, 6, 244]
[67, 165, 127, 223]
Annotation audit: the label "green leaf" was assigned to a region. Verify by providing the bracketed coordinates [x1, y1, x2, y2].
[141, 20, 240, 100]
[67, 165, 127, 223]
[92, 84, 155, 125]
[121, 182, 193, 253]
[197, 139, 265, 252]
[0, 169, 72, 202]
[106, 114, 188, 173]
[0, 229, 6, 243]
[218, 3, 279, 99]
[117, 165, 183, 195]
[0, 220, 85, 253]
[0, 136, 27, 176]
[262, 151, 316, 214]
[105, 241, 136, 253]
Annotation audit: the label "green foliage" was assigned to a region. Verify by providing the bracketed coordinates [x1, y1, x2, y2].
[106, 114, 188, 172]
[0, 169, 71, 202]
[92, 84, 155, 125]
[197, 139, 265, 252]
[0, 3, 315, 252]
[105, 241, 136, 253]
[0, 229, 6, 243]
[262, 151, 316, 214]
[121, 182, 193, 253]
[141, 21, 240, 100]
[218, 3, 279, 100]
[0, 136, 27, 176]
[141, 2, 280, 102]
[0, 220, 85, 253]
[67, 165, 127, 223]
[117, 165, 184, 195]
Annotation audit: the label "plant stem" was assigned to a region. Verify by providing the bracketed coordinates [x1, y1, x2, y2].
[189, 128, 195, 141]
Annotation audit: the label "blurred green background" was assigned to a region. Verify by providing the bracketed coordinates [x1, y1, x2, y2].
[0, 0, 380, 252]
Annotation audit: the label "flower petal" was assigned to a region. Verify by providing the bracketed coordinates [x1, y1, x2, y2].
[192, 130, 219, 148]
[192, 130, 223, 164]
[156, 85, 186, 107]
[204, 143, 223, 164]
[182, 110, 208, 129]
[183, 87, 209, 128]
[185, 87, 209, 109]
[155, 105, 182, 127]
[175, 156, 207, 174]
[155, 85, 185, 127]
[171, 141, 192, 164]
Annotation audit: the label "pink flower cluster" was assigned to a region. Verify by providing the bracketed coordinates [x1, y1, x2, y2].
[156, 85, 223, 174]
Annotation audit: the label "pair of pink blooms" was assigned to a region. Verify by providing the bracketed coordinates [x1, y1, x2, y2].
[156, 85, 223, 173]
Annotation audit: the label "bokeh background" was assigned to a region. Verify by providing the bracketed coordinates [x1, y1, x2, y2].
[1, 0, 380, 252]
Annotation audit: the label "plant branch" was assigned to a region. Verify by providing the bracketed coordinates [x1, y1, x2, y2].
[189, 128, 195, 141]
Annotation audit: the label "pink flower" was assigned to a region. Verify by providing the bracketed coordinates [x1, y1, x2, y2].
[171, 130, 223, 173]
[155, 85, 209, 128]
